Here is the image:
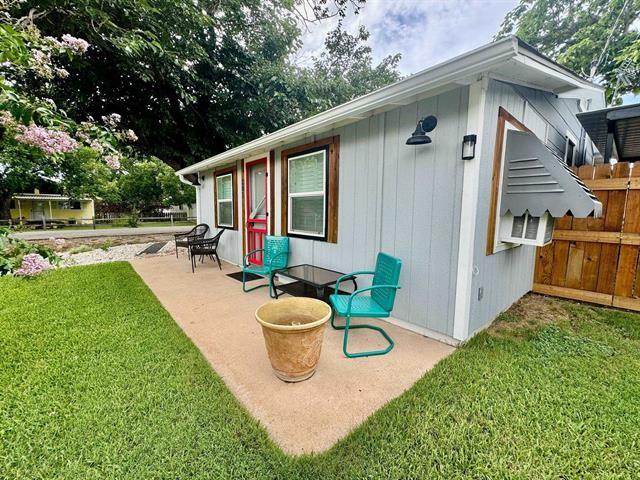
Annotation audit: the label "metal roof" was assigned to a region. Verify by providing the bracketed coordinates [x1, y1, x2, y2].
[13, 194, 91, 201]
[577, 103, 640, 162]
[178, 36, 604, 177]
[501, 130, 602, 218]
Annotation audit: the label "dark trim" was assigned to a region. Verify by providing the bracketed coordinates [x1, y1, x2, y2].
[281, 136, 340, 243]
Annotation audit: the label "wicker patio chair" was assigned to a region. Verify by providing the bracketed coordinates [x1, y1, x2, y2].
[174, 223, 209, 258]
[188, 229, 225, 272]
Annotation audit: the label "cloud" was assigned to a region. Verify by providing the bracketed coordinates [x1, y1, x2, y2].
[298, 0, 519, 76]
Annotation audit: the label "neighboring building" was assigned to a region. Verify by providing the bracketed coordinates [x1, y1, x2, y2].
[10, 190, 95, 225]
[577, 102, 640, 164]
[164, 204, 197, 218]
[177, 37, 605, 345]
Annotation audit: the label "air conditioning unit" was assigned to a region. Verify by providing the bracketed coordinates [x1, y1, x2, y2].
[500, 211, 554, 247]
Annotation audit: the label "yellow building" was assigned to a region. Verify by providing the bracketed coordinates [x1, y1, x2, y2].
[10, 191, 95, 225]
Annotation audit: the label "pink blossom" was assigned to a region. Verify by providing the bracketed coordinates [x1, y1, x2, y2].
[120, 129, 138, 142]
[14, 253, 53, 277]
[55, 68, 69, 78]
[61, 34, 90, 54]
[15, 124, 78, 154]
[104, 154, 121, 170]
[0, 111, 14, 127]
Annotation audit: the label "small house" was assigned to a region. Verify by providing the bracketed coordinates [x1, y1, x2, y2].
[177, 37, 604, 344]
[11, 190, 95, 225]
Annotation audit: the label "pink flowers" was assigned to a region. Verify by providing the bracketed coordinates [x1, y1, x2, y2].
[61, 34, 90, 54]
[15, 124, 78, 154]
[104, 154, 121, 170]
[14, 253, 53, 277]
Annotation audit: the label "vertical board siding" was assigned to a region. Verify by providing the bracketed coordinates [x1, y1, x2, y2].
[469, 79, 588, 335]
[198, 169, 241, 264]
[269, 86, 468, 336]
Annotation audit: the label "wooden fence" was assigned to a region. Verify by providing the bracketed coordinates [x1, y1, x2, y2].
[533, 161, 640, 311]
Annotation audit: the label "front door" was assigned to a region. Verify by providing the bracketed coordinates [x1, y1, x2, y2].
[245, 158, 268, 265]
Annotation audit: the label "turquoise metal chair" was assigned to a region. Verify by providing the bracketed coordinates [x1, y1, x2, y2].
[242, 236, 289, 297]
[329, 253, 402, 358]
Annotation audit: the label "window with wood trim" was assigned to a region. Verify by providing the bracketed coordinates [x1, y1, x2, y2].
[214, 167, 237, 229]
[281, 136, 339, 243]
[486, 107, 532, 255]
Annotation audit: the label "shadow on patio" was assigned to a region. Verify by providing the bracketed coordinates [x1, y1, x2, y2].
[130, 255, 455, 455]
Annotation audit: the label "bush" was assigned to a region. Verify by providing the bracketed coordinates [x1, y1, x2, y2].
[0, 228, 60, 276]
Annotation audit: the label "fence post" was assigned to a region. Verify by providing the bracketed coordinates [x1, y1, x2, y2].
[42, 217, 46, 230]
[92, 216, 96, 230]
[170, 214, 174, 226]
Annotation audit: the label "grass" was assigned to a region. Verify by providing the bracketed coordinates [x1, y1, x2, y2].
[1, 263, 639, 479]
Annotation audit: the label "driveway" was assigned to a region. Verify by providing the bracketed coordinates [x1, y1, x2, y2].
[13, 225, 192, 240]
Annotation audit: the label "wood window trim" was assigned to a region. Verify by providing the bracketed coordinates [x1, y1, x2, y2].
[213, 165, 238, 230]
[486, 107, 532, 255]
[281, 136, 339, 243]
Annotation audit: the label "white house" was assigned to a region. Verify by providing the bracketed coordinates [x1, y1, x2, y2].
[177, 37, 604, 345]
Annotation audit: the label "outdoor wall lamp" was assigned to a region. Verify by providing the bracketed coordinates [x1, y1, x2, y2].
[462, 134, 477, 160]
[406, 115, 438, 145]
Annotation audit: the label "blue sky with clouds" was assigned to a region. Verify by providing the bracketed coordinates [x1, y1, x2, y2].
[298, 0, 638, 105]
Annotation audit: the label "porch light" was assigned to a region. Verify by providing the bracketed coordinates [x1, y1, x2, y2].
[462, 134, 477, 160]
[406, 115, 437, 145]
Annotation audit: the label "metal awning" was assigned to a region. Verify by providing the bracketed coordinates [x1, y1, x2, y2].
[13, 194, 91, 201]
[501, 130, 602, 218]
[577, 103, 640, 162]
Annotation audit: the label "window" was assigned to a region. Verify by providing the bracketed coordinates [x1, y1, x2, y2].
[281, 136, 339, 243]
[564, 132, 578, 166]
[62, 201, 81, 210]
[287, 149, 327, 238]
[214, 167, 236, 229]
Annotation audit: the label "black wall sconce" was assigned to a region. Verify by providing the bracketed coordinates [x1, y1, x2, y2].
[462, 134, 477, 160]
[406, 115, 438, 145]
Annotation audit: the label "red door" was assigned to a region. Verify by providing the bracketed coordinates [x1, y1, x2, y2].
[245, 158, 268, 265]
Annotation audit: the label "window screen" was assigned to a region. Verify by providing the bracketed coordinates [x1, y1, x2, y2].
[288, 149, 326, 237]
[216, 173, 234, 227]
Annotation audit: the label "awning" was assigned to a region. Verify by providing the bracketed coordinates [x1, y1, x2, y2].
[577, 103, 640, 162]
[500, 130, 602, 218]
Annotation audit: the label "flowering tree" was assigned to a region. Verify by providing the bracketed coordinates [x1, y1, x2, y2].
[0, 6, 136, 220]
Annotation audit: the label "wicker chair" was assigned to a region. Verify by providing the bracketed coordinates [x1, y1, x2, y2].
[188, 229, 225, 272]
[174, 223, 209, 258]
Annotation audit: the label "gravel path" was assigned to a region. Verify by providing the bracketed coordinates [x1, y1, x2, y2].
[61, 241, 181, 267]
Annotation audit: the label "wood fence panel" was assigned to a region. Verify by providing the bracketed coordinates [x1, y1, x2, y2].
[533, 161, 640, 311]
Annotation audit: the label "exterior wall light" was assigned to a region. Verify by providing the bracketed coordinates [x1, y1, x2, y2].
[462, 134, 477, 160]
[406, 115, 438, 145]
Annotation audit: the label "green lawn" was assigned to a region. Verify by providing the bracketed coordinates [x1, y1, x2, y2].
[1, 263, 639, 479]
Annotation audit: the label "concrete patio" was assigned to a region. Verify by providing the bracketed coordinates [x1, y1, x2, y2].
[130, 255, 455, 455]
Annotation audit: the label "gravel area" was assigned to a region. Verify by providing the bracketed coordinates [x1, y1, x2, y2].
[61, 241, 183, 267]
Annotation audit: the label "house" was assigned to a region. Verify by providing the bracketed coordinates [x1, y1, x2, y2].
[176, 37, 604, 345]
[10, 190, 95, 225]
[576, 102, 640, 164]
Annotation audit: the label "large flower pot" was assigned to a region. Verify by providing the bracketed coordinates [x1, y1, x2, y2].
[255, 297, 332, 382]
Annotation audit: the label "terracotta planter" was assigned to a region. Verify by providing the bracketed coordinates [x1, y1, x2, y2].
[255, 297, 332, 382]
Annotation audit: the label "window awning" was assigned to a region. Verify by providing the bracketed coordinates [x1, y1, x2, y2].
[500, 130, 602, 218]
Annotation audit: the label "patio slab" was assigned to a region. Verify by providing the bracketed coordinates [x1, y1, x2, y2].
[130, 255, 455, 455]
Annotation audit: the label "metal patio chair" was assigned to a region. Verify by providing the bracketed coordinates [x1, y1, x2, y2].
[175, 223, 209, 258]
[242, 236, 289, 297]
[329, 253, 402, 358]
[188, 229, 225, 272]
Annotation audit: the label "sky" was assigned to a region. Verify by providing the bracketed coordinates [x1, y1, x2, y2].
[297, 0, 520, 76]
[297, 0, 639, 105]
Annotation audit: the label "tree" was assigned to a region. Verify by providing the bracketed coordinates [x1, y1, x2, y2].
[497, 0, 640, 103]
[0, 9, 133, 219]
[117, 157, 195, 216]
[7, 1, 400, 171]
[303, 25, 401, 112]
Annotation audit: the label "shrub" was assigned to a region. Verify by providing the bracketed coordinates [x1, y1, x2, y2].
[0, 228, 60, 276]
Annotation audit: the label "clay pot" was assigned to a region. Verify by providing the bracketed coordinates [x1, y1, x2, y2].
[255, 297, 332, 382]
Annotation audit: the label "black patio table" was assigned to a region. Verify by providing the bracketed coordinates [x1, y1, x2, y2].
[271, 264, 358, 302]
